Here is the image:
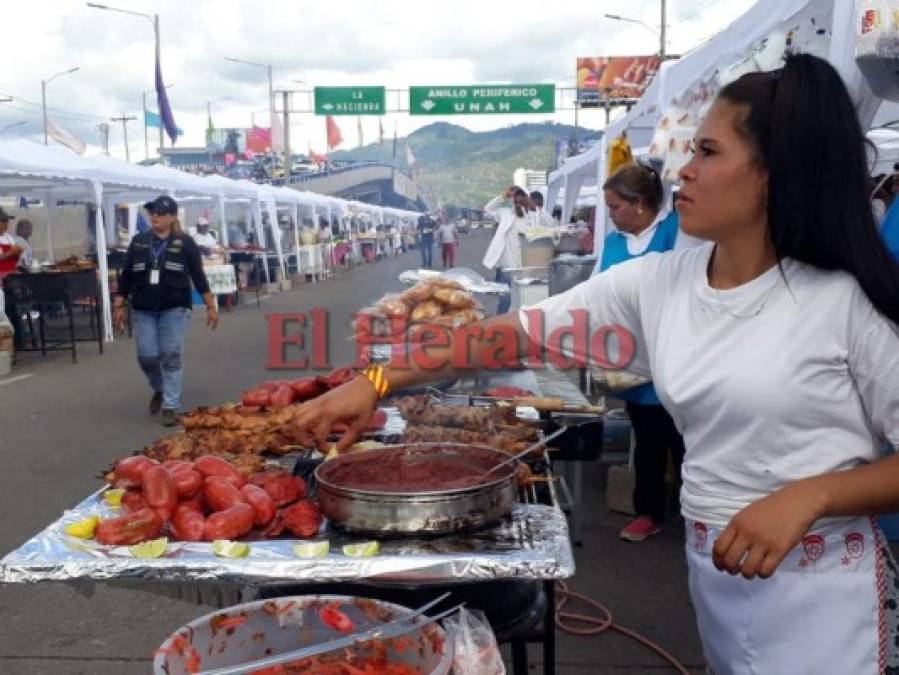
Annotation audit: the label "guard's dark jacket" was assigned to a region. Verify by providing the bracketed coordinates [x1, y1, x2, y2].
[118, 231, 210, 311]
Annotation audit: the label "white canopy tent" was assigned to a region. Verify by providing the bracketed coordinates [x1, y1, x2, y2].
[0, 138, 425, 343]
[0, 139, 227, 342]
[548, 0, 878, 262]
[198, 174, 270, 282]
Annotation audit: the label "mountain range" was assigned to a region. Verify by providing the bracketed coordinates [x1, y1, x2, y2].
[330, 121, 602, 208]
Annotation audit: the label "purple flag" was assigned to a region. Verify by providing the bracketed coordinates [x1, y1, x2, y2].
[155, 52, 178, 144]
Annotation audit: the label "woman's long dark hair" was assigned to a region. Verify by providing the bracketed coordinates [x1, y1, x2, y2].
[719, 53, 899, 324]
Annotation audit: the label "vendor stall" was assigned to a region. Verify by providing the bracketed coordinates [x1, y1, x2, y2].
[2, 266, 102, 362]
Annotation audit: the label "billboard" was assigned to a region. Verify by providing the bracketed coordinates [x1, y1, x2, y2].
[576, 56, 660, 105]
[206, 127, 273, 156]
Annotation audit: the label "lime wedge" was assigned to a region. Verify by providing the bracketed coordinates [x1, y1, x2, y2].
[129, 537, 168, 558]
[293, 541, 330, 558]
[342, 541, 380, 557]
[64, 515, 100, 539]
[325, 444, 340, 461]
[103, 489, 125, 507]
[212, 539, 251, 558]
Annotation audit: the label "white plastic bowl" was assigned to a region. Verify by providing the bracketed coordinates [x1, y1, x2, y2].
[153, 594, 452, 674]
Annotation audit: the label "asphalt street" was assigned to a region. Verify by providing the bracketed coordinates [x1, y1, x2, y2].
[0, 229, 706, 674]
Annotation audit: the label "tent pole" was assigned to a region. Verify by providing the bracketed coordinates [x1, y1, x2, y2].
[91, 181, 114, 342]
[43, 190, 55, 263]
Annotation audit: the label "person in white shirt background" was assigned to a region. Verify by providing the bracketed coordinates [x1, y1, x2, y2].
[14, 218, 33, 271]
[294, 53, 899, 674]
[483, 186, 536, 313]
[190, 216, 220, 258]
[529, 190, 556, 229]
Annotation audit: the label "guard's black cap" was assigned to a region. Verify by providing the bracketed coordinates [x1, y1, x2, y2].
[143, 195, 178, 216]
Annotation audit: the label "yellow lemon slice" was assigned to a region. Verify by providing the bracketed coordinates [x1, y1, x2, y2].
[103, 489, 125, 507]
[342, 541, 380, 557]
[293, 541, 330, 558]
[129, 537, 168, 558]
[212, 540, 250, 558]
[64, 515, 100, 539]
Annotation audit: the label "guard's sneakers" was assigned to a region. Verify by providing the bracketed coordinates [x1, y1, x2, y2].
[149, 391, 163, 415]
[620, 516, 662, 542]
[161, 409, 178, 427]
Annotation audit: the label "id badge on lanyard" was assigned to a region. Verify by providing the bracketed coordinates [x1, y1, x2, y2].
[150, 238, 169, 285]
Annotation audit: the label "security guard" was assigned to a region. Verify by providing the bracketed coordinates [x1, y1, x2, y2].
[114, 195, 218, 426]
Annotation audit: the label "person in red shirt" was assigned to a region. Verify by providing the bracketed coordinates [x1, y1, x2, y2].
[0, 208, 23, 276]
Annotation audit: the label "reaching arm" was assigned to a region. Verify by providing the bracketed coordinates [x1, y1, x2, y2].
[292, 257, 652, 451]
[484, 196, 506, 219]
[292, 313, 531, 450]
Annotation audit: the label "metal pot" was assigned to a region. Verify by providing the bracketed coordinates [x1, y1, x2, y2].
[315, 443, 516, 537]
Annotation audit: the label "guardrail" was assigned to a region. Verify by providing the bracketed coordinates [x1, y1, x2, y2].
[250, 161, 411, 187]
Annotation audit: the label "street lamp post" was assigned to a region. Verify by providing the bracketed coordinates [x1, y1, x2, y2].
[41, 67, 79, 145]
[87, 4, 165, 151]
[225, 57, 275, 154]
[605, 1, 667, 60]
[206, 96, 233, 167]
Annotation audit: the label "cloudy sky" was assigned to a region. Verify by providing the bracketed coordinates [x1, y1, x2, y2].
[1, 0, 755, 160]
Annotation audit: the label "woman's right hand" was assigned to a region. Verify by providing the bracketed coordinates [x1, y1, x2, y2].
[292, 375, 379, 452]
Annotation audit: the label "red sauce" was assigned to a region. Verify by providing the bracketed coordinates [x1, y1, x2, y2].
[318, 446, 510, 493]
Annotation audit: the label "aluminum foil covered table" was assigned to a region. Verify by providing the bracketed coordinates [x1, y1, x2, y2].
[0, 494, 574, 587]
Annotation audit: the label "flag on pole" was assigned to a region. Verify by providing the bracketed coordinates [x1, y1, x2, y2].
[145, 109, 184, 136]
[247, 126, 272, 154]
[47, 117, 86, 155]
[379, 118, 384, 146]
[405, 142, 416, 167]
[154, 51, 178, 144]
[326, 116, 343, 149]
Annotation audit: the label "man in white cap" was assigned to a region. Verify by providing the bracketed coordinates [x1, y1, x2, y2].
[191, 216, 219, 258]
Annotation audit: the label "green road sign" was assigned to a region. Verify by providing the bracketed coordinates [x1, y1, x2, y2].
[314, 86, 385, 115]
[409, 84, 555, 115]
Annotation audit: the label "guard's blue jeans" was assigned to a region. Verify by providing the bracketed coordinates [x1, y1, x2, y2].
[133, 308, 191, 410]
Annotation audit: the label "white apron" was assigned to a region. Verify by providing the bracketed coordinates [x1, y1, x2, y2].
[685, 516, 899, 675]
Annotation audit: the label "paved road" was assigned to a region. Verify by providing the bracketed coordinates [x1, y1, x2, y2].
[0, 229, 705, 674]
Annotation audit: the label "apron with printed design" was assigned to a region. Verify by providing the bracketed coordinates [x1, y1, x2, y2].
[685, 516, 899, 675]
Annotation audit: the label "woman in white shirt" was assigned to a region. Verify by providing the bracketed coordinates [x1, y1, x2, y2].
[293, 54, 899, 673]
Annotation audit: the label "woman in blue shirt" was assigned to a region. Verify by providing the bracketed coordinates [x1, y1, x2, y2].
[597, 163, 686, 542]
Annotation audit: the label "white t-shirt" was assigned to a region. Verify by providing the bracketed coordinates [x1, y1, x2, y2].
[521, 243, 899, 527]
[192, 231, 218, 250]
